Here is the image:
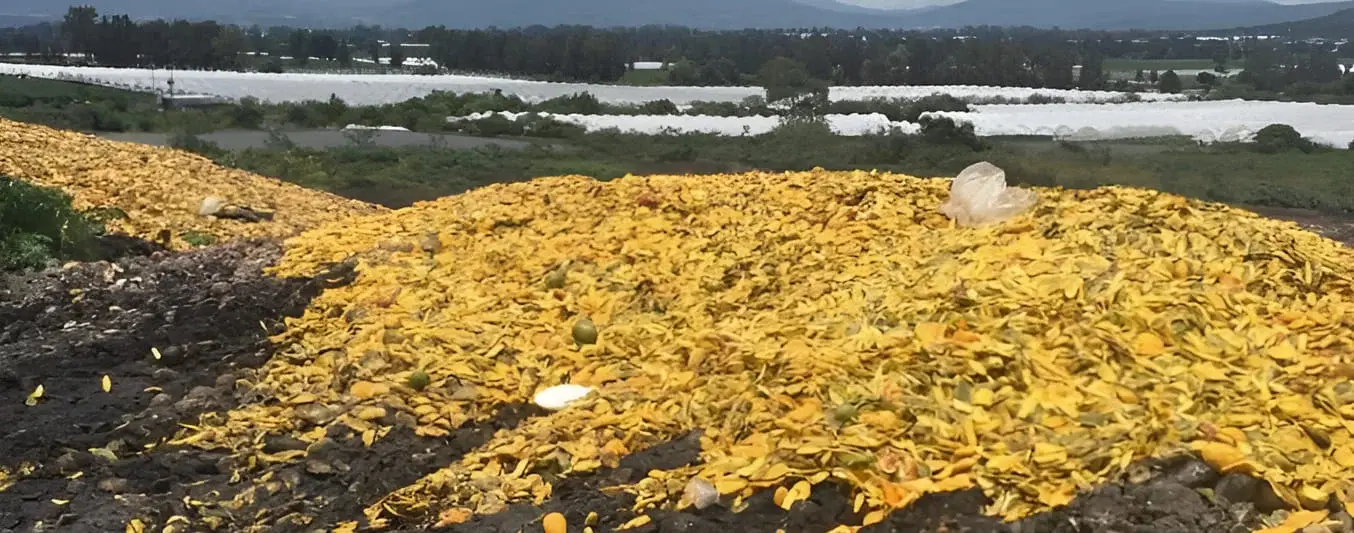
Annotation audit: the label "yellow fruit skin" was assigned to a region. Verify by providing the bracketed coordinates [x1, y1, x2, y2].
[542, 512, 567, 533]
[0, 118, 382, 250]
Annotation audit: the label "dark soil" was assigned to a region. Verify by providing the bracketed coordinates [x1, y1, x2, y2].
[0, 238, 557, 533]
[0, 240, 352, 532]
[1244, 204, 1354, 245]
[216, 404, 546, 532]
[390, 432, 1303, 533]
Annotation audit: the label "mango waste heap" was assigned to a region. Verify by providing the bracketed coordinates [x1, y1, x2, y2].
[168, 169, 1354, 529]
[0, 118, 383, 249]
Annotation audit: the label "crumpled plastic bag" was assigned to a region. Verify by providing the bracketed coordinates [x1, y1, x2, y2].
[939, 161, 1038, 227]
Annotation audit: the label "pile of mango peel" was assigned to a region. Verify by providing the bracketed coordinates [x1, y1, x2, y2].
[0, 119, 382, 250]
[4, 115, 1351, 531]
[146, 167, 1354, 531]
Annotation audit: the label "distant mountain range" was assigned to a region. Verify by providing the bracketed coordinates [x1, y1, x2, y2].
[4, 0, 1354, 32]
[1222, 6, 1354, 36]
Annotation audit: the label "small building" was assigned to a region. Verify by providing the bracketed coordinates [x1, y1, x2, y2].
[630, 61, 666, 70]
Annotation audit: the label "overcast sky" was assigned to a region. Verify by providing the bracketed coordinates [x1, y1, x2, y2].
[836, 0, 1335, 7]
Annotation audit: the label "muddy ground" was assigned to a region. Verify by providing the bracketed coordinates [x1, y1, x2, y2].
[2, 208, 1353, 533]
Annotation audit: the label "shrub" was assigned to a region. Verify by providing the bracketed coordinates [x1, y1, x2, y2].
[919, 116, 987, 151]
[259, 60, 284, 73]
[536, 92, 604, 115]
[169, 131, 224, 157]
[0, 176, 105, 270]
[686, 100, 750, 116]
[637, 99, 680, 115]
[520, 115, 586, 139]
[1252, 123, 1314, 154]
[1158, 70, 1183, 94]
[903, 94, 970, 122]
[461, 114, 522, 137]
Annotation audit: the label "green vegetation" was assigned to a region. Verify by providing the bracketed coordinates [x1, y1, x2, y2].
[0, 75, 160, 132]
[617, 69, 673, 86]
[159, 118, 1354, 216]
[0, 176, 107, 271]
[1103, 58, 1222, 72]
[5, 71, 1351, 224]
[0, 74, 1001, 136]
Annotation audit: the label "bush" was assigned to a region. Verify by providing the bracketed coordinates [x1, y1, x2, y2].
[1157, 70, 1183, 94]
[903, 94, 970, 122]
[1252, 123, 1315, 154]
[169, 131, 224, 157]
[520, 115, 587, 139]
[686, 100, 755, 117]
[0, 176, 105, 270]
[919, 116, 987, 151]
[460, 114, 522, 137]
[259, 60, 284, 73]
[638, 99, 680, 115]
[536, 93, 604, 115]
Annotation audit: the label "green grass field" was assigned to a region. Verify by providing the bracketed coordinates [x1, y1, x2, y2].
[1102, 58, 1227, 72]
[617, 69, 672, 86]
[0, 75, 157, 105]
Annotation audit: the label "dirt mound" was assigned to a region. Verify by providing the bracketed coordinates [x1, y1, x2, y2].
[0, 240, 350, 532]
[0, 118, 385, 249]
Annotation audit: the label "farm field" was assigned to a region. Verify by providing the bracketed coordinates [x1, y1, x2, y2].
[3, 115, 1354, 533]
[0, 63, 1188, 106]
[97, 128, 559, 151]
[9, 63, 1354, 149]
[1102, 58, 1226, 72]
[921, 100, 1354, 148]
[5, 60, 1354, 533]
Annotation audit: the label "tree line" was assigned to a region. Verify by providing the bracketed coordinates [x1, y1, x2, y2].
[0, 5, 1348, 93]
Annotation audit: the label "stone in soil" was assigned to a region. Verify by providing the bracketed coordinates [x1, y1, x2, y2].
[0, 239, 351, 532]
[391, 450, 1279, 533]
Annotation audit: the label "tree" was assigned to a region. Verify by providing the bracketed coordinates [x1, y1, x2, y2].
[389, 43, 404, 67]
[1212, 51, 1230, 73]
[1134, 69, 1145, 82]
[366, 40, 380, 63]
[757, 56, 828, 119]
[336, 40, 353, 68]
[211, 25, 247, 70]
[288, 29, 308, 66]
[1298, 49, 1341, 84]
[93, 14, 138, 67]
[1157, 70, 1182, 93]
[61, 6, 98, 59]
[668, 58, 701, 85]
[1148, 69, 1159, 84]
[1078, 51, 1105, 89]
[1238, 43, 1284, 91]
[1196, 71, 1218, 86]
[309, 32, 338, 61]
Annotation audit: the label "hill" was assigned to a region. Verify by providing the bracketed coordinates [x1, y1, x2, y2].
[1217, 6, 1354, 36]
[375, 0, 1354, 30]
[5, 0, 1354, 30]
[897, 0, 1354, 30]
